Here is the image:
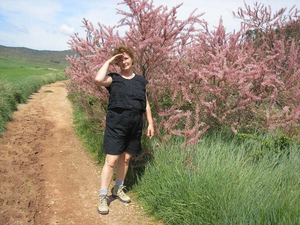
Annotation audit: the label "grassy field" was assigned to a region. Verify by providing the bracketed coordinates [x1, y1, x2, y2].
[0, 56, 67, 133]
[0, 56, 66, 81]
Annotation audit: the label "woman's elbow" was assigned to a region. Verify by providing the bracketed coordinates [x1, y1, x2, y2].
[95, 78, 102, 86]
[95, 78, 110, 87]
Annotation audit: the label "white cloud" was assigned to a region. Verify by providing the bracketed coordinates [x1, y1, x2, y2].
[59, 24, 74, 35]
[10, 23, 29, 34]
[0, 0, 62, 23]
[0, 26, 70, 50]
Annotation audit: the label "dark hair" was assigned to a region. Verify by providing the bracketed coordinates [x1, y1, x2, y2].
[112, 45, 134, 61]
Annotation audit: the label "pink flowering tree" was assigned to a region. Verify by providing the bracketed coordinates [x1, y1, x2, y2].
[65, 0, 300, 147]
[167, 2, 300, 140]
[232, 3, 300, 136]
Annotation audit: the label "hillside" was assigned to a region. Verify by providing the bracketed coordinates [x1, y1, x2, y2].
[0, 45, 75, 66]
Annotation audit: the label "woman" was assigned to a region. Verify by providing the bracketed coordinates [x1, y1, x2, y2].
[95, 46, 154, 215]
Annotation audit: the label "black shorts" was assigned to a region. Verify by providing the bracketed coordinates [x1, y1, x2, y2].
[103, 108, 144, 155]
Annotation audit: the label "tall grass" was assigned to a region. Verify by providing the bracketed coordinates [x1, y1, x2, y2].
[133, 131, 300, 224]
[71, 103, 105, 162]
[0, 81, 17, 132]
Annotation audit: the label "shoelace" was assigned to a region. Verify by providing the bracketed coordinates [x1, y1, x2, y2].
[99, 195, 108, 206]
[118, 186, 128, 196]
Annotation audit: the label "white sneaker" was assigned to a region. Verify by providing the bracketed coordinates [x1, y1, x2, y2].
[98, 194, 109, 214]
[111, 185, 131, 203]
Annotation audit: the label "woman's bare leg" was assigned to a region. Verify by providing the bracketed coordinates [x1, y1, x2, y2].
[116, 152, 132, 182]
[100, 154, 120, 190]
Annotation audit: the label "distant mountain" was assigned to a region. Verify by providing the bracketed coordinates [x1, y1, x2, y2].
[0, 45, 76, 65]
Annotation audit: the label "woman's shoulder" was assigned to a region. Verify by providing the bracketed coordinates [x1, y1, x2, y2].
[108, 72, 120, 78]
[134, 74, 148, 85]
[108, 73, 123, 82]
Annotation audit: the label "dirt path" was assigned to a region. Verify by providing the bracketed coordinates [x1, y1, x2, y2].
[0, 81, 160, 225]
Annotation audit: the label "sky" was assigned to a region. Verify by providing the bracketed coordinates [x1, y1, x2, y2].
[0, 0, 298, 51]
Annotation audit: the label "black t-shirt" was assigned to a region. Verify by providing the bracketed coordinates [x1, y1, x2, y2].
[106, 73, 148, 112]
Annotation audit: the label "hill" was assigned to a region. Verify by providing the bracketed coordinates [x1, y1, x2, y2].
[0, 45, 75, 66]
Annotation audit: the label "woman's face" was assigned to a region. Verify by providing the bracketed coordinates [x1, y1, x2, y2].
[117, 52, 133, 71]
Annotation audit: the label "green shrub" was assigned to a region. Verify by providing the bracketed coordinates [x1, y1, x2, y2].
[0, 81, 17, 133]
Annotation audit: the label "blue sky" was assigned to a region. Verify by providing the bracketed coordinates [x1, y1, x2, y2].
[0, 0, 298, 51]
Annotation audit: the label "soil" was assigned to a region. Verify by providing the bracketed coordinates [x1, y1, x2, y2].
[0, 81, 161, 225]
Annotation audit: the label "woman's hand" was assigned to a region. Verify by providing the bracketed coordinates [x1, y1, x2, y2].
[95, 54, 123, 87]
[147, 123, 154, 139]
[145, 96, 154, 139]
[108, 54, 123, 65]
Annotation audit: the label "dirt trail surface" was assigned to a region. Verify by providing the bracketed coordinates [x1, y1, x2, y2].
[0, 81, 161, 225]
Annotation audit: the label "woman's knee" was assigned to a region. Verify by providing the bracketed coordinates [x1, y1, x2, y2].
[105, 155, 119, 168]
[120, 152, 132, 165]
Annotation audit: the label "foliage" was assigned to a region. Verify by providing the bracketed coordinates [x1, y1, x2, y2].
[235, 132, 295, 162]
[66, 0, 300, 147]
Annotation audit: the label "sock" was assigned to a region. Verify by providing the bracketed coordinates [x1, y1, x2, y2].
[114, 179, 124, 187]
[100, 189, 108, 196]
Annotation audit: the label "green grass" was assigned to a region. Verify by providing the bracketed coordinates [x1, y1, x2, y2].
[71, 104, 105, 162]
[0, 56, 67, 134]
[0, 56, 66, 82]
[133, 131, 300, 225]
